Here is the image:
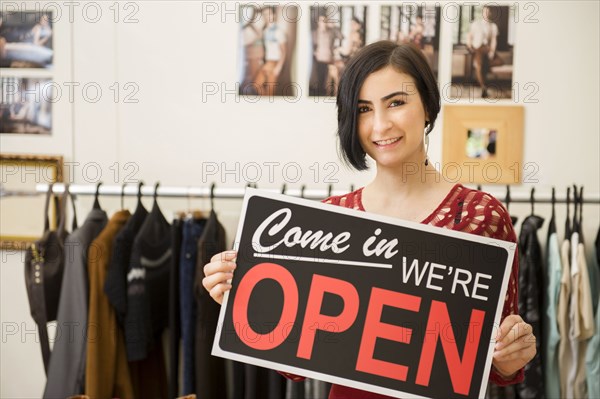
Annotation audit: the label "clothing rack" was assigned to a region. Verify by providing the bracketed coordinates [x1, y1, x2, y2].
[34, 183, 600, 204]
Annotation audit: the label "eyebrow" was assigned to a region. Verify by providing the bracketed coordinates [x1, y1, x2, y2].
[357, 91, 409, 104]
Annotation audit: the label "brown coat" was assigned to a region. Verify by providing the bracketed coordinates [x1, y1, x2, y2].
[86, 210, 134, 399]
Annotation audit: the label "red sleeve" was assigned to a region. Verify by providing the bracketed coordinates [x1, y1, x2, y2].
[486, 199, 524, 386]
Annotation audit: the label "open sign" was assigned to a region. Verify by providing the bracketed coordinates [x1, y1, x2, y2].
[212, 190, 515, 399]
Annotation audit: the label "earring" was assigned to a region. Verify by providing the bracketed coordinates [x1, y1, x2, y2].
[424, 121, 430, 166]
[424, 134, 430, 166]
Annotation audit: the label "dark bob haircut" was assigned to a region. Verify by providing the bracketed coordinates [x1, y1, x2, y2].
[336, 40, 441, 171]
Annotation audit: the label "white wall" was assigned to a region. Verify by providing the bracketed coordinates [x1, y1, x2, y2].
[1, 1, 599, 397]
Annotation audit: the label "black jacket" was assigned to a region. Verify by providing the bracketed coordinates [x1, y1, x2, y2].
[516, 215, 545, 399]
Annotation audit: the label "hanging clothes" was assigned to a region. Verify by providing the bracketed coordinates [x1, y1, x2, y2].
[43, 208, 108, 398]
[128, 344, 168, 399]
[515, 214, 545, 399]
[125, 201, 171, 360]
[286, 376, 305, 399]
[230, 364, 285, 399]
[124, 200, 171, 397]
[542, 211, 562, 399]
[85, 210, 134, 399]
[180, 217, 207, 394]
[169, 218, 183, 398]
[557, 236, 573, 398]
[585, 227, 600, 399]
[104, 203, 148, 326]
[569, 234, 595, 399]
[193, 209, 230, 398]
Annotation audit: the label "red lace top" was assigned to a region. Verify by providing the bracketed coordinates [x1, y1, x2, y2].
[280, 183, 524, 398]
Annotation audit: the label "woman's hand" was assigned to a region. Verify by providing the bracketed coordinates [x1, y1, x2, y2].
[492, 314, 536, 379]
[202, 250, 237, 305]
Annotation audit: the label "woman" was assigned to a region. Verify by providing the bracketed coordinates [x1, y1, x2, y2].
[240, 6, 265, 93]
[202, 41, 536, 398]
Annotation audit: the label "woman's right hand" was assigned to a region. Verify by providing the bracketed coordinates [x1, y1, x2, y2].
[202, 250, 237, 305]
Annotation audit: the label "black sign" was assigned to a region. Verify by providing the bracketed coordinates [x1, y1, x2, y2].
[213, 190, 515, 399]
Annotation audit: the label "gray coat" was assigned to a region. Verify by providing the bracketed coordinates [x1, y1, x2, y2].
[43, 209, 108, 398]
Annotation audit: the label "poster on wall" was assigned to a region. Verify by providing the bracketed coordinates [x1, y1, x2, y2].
[238, 4, 298, 97]
[212, 189, 515, 399]
[0, 11, 53, 69]
[308, 4, 367, 97]
[1, 76, 52, 134]
[450, 5, 515, 99]
[380, 4, 441, 81]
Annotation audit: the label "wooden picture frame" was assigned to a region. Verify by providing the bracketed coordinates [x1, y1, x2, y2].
[442, 105, 524, 184]
[0, 153, 63, 250]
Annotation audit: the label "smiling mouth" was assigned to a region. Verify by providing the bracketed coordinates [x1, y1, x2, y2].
[374, 137, 402, 146]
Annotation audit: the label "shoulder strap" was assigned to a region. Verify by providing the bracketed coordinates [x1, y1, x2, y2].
[69, 190, 78, 231]
[43, 184, 54, 232]
[57, 184, 69, 235]
[57, 184, 78, 235]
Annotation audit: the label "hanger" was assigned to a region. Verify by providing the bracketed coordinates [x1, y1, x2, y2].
[134, 181, 144, 211]
[572, 184, 579, 237]
[544, 186, 557, 236]
[210, 182, 216, 212]
[328, 184, 333, 198]
[505, 185, 518, 226]
[151, 181, 161, 213]
[300, 184, 306, 199]
[121, 183, 126, 210]
[93, 182, 102, 210]
[565, 187, 572, 239]
[578, 186, 584, 240]
[350, 184, 355, 193]
[281, 184, 287, 195]
[477, 184, 482, 191]
[551, 187, 556, 220]
[529, 187, 535, 216]
[186, 186, 204, 220]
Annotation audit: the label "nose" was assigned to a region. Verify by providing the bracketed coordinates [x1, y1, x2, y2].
[372, 109, 392, 136]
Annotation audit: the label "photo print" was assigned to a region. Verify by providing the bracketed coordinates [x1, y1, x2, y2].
[238, 4, 298, 97]
[451, 5, 515, 99]
[380, 4, 441, 80]
[308, 4, 367, 97]
[1, 76, 52, 134]
[0, 11, 53, 69]
[466, 128, 497, 159]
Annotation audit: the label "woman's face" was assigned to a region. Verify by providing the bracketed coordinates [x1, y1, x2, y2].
[357, 66, 428, 169]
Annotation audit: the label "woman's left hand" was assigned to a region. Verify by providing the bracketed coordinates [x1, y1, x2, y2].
[492, 314, 536, 379]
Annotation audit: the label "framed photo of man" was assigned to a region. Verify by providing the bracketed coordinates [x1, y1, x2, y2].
[238, 4, 298, 97]
[380, 4, 441, 81]
[308, 5, 367, 97]
[451, 5, 515, 100]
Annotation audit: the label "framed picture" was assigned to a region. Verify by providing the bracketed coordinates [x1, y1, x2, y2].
[380, 4, 441, 80]
[308, 4, 367, 97]
[238, 4, 298, 97]
[442, 105, 523, 184]
[0, 11, 54, 69]
[1, 76, 53, 134]
[450, 5, 515, 99]
[0, 153, 63, 250]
